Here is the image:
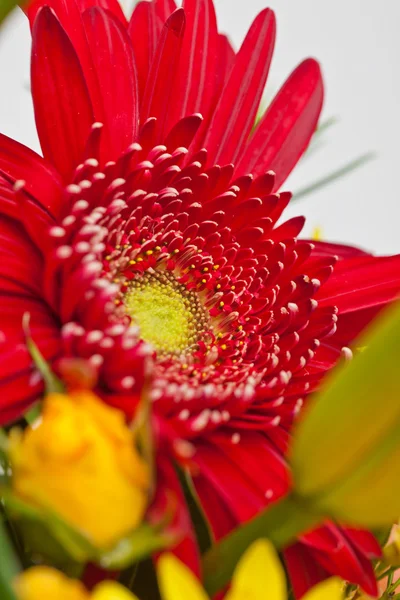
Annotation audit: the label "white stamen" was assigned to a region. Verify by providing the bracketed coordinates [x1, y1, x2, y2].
[221, 410, 230, 422]
[86, 330, 103, 344]
[179, 409, 190, 421]
[56, 246, 73, 259]
[89, 354, 104, 368]
[341, 346, 353, 360]
[75, 241, 91, 253]
[62, 215, 76, 227]
[191, 409, 211, 432]
[50, 226, 66, 238]
[174, 439, 195, 459]
[73, 199, 89, 211]
[120, 376, 135, 389]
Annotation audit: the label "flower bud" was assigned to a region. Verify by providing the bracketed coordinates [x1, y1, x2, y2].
[9, 391, 149, 548]
[14, 567, 138, 600]
[290, 302, 400, 527]
[14, 566, 89, 600]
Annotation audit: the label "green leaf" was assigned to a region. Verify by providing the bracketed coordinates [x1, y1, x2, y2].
[23, 313, 64, 395]
[0, 517, 19, 600]
[4, 488, 173, 571]
[202, 493, 320, 597]
[176, 466, 213, 554]
[293, 152, 376, 201]
[3, 491, 96, 565]
[290, 300, 400, 526]
[0, 0, 19, 25]
[132, 385, 155, 498]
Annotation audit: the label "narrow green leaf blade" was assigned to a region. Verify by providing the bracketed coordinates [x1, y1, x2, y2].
[293, 152, 376, 200]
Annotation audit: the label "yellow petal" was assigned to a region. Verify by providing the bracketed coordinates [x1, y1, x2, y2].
[14, 566, 89, 600]
[303, 578, 343, 600]
[157, 553, 209, 600]
[226, 539, 286, 600]
[92, 581, 140, 600]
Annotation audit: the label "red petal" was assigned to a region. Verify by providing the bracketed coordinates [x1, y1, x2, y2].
[194, 440, 266, 522]
[342, 528, 381, 559]
[204, 9, 276, 166]
[154, 0, 177, 21]
[317, 254, 400, 312]
[79, 0, 127, 24]
[149, 455, 201, 575]
[31, 7, 94, 181]
[271, 216, 305, 241]
[169, 0, 219, 127]
[0, 179, 18, 220]
[141, 8, 186, 139]
[236, 58, 323, 190]
[0, 342, 61, 426]
[303, 525, 378, 597]
[193, 473, 236, 540]
[165, 114, 203, 150]
[82, 7, 139, 162]
[0, 133, 63, 216]
[284, 543, 329, 599]
[129, 2, 162, 104]
[0, 215, 43, 292]
[27, 0, 127, 25]
[27, 1, 99, 118]
[213, 34, 235, 98]
[309, 239, 370, 260]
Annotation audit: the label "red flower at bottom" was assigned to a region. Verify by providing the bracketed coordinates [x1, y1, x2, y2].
[0, 0, 399, 595]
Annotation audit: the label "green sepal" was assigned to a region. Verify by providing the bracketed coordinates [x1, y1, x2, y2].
[3, 491, 94, 566]
[3, 488, 175, 571]
[99, 523, 176, 570]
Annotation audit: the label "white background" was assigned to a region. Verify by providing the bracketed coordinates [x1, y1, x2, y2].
[0, 0, 399, 254]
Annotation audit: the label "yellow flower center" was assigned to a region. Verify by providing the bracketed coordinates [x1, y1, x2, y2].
[124, 270, 210, 356]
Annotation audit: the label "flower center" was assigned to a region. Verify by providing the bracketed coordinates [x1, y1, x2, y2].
[124, 270, 210, 356]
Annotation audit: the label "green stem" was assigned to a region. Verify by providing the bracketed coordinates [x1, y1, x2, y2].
[202, 493, 321, 597]
[0, 518, 19, 600]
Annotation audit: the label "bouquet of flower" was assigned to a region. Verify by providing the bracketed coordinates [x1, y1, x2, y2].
[0, 1, 400, 599]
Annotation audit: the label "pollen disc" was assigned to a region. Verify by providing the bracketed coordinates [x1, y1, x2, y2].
[124, 270, 210, 356]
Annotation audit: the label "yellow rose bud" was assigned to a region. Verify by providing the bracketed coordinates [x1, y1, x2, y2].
[14, 566, 89, 600]
[14, 567, 139, 600]
[9, 392, 149, 548]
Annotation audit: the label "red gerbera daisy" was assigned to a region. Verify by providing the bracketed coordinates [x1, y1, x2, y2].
[0, 0, 399, 596]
